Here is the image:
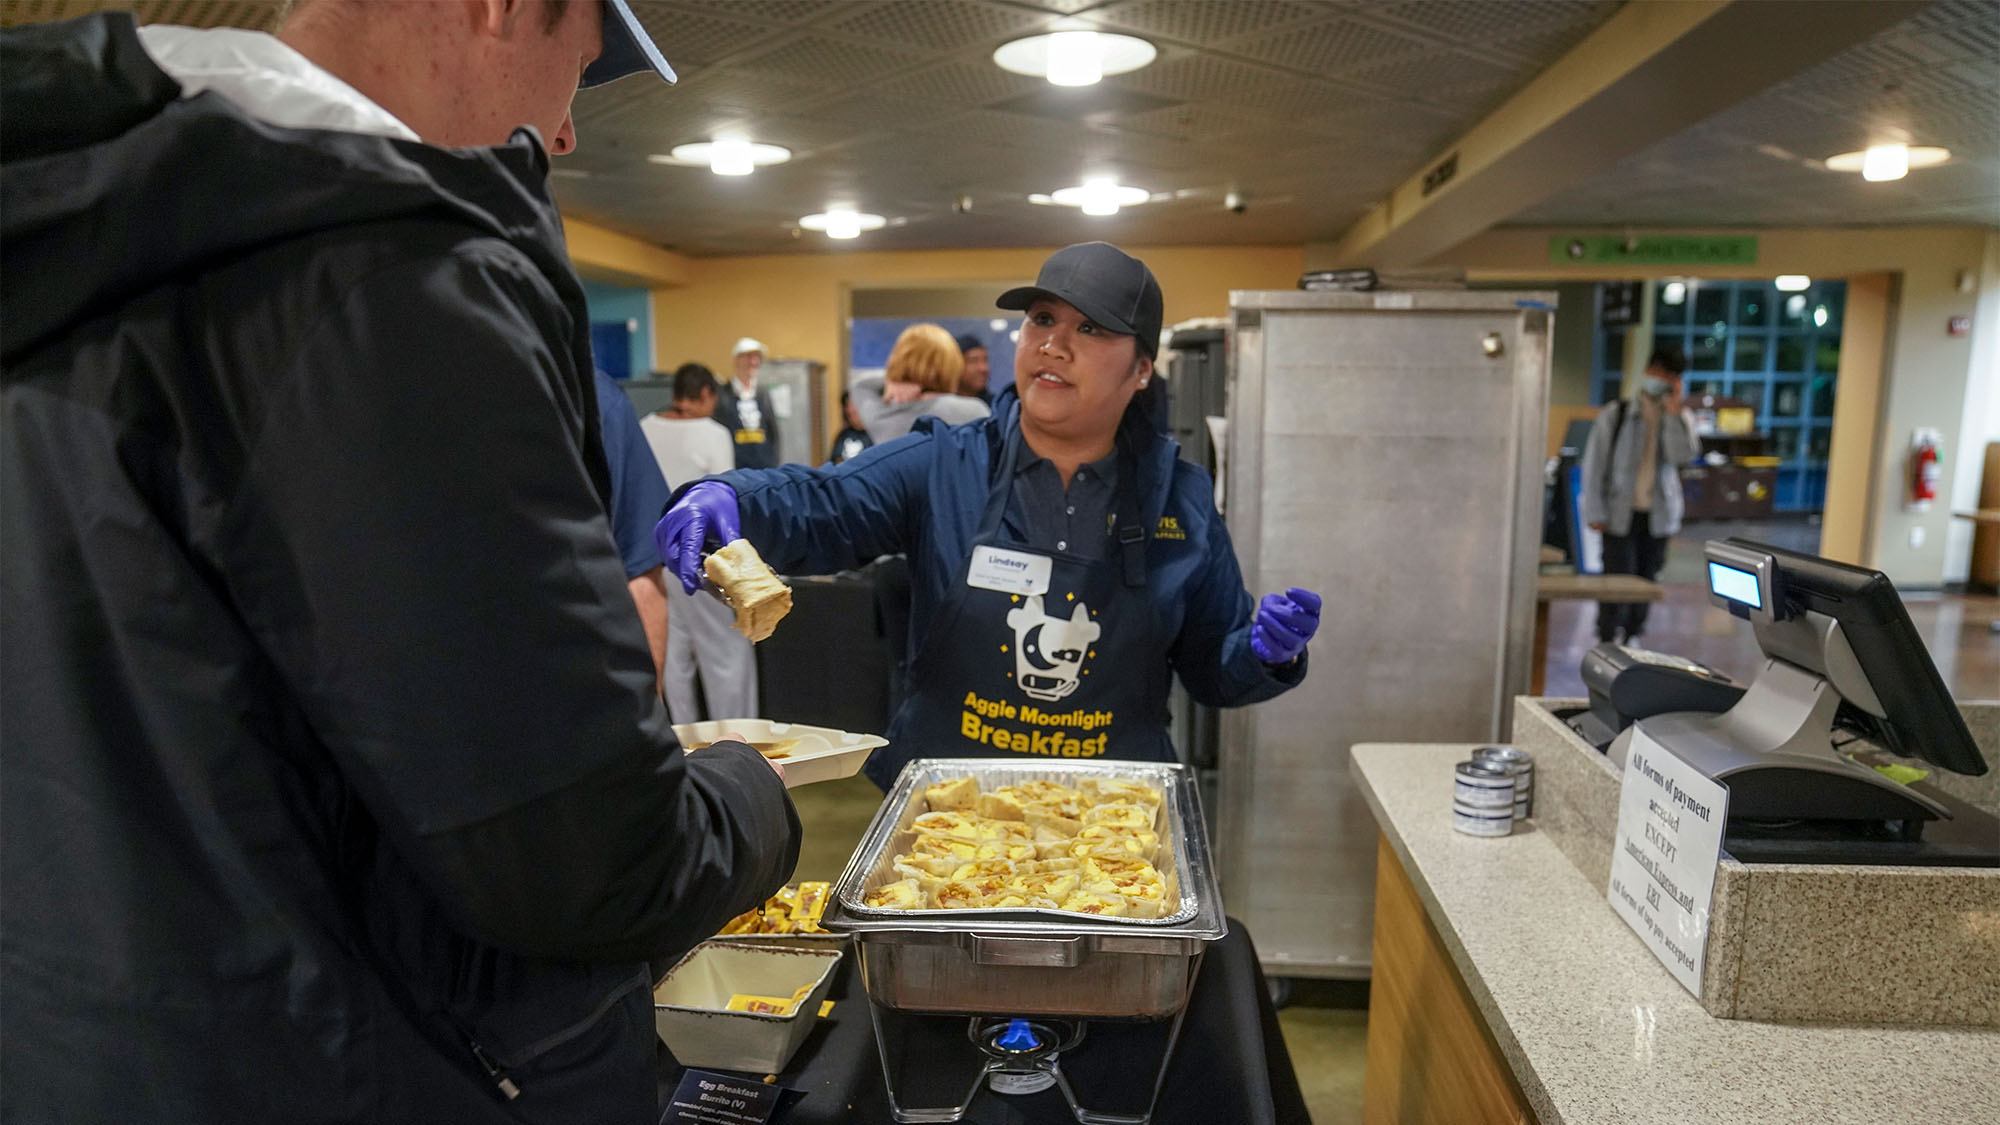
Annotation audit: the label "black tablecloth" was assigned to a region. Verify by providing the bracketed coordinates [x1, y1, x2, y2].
[657, 920, 1309, 1124]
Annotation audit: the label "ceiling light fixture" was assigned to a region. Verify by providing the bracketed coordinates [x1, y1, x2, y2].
[1031, 178, 1152, 217]
[1774, 275, 1811, 292]
[799, 209, 886, 240]
[653, 140, 792, 176]
[1660, 282, 1686, 306]
[1823, 143, 1948, 181]
[993, 30, 1156, 87]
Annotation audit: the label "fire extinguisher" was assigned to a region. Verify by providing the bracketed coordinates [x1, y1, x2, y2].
[1908, 431, 1942, 511]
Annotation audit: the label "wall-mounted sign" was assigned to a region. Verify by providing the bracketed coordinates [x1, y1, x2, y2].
[1600, 281, 1642, 327]
[1947, 316, 1971, 336]
[1552, 235, 1759, 266]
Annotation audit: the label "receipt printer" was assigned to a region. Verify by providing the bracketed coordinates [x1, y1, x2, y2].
[1568, 643, 1745, 750]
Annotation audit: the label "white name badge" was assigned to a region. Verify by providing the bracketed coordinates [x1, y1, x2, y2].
[967, 547, 1051, 596]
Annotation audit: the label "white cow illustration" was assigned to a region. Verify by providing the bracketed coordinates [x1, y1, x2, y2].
[1004, 595, 1101, 702]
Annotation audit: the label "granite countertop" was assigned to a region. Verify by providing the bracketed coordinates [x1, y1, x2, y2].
[1351, 743, 2000, 1125]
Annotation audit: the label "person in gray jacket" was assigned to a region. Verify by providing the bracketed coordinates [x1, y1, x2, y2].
[852, 322, 992, 443]
[1579, 347, 1698, 644]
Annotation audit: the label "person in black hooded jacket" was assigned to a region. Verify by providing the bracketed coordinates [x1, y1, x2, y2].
[0, 4, 799, 1122]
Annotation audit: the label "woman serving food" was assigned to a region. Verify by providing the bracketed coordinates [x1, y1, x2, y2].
[656, 242, 1319, 787]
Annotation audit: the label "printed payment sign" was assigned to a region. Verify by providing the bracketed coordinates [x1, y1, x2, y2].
[1606, 727, 1730, 997]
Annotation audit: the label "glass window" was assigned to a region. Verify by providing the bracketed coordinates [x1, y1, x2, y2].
[1815, 338, 1841, 374]
[1596, 377, 1622, 405]
[1732, 335, 1767, 373]
[1688, 379, 1724, 399]
[1808, 424, 1832, 463]
[1690, 331, 1725, 371]
[1734, 286, 1772, 330]
[1809, 375, 1836, 418]
[1603, 328, 1626, 371]
[1778, 292, 1811, 327]
[1771, 381, 1804, 418]
[1770, 426, 1802, 462]
[1653, 281, 1689, 324]
[1774, 334, 1808, 373]
[1694, 285, 1729, 329]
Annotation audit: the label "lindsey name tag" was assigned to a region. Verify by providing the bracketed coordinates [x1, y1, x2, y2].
[967, 546, 1051, 596]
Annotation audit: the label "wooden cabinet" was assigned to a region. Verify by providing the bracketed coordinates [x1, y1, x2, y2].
[1362, 835, 1536, 1125]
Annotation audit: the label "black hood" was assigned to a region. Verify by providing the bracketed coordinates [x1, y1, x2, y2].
[0, 12, 580, 363]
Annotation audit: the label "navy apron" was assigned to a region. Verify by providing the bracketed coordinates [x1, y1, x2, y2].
[865, 428, 1173, 789]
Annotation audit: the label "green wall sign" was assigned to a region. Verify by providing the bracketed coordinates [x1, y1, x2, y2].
[1549, 235, 1759, 266]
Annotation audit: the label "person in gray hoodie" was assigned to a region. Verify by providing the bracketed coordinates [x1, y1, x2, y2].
[1579, 347, 1699, 643]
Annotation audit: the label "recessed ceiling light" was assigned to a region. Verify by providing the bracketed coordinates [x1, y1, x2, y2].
[1823, 143, 1948, 181]
[652, 140, 792, 176]
[1660, 281, 1686, 306]
[799, 209, 886, 240]
[993, 30, 1155, 87]
[1030, 178, 1152, 217]
[1774, 275, 1811, 292]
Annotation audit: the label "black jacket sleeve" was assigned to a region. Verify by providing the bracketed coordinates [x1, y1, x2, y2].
[218, 237, 798, 962]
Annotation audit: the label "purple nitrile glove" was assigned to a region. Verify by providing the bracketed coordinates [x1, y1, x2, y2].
[654, 481, 742, 594]
[1250, 587, 1322, 665]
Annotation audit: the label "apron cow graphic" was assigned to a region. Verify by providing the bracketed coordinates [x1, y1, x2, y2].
[1004, 595, 1101, 702]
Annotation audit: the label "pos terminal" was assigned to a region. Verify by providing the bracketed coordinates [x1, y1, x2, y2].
[1607, 539, 1996, 866]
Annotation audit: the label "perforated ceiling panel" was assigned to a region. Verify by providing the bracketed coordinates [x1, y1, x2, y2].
[4, 1, 1987, 254]
[1520, 0, 2000, 228]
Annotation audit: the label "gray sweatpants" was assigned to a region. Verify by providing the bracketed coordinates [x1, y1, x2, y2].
[664, 582, 760, 723]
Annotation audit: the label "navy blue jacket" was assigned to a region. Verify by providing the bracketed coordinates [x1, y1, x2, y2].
[719, 388, 1304, 715]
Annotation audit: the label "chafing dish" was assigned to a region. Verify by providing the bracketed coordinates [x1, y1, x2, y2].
[824, 759, 1226, 1020]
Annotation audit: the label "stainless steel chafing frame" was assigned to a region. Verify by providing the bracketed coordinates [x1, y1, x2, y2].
[824, 759, 1226, 1020]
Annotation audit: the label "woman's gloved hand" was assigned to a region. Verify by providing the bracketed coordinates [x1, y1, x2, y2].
[653, 481, 741, 594]
[1250, 588, 1322, 665]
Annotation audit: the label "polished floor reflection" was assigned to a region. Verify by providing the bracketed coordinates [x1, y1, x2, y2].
[1543, 519, 1999, 702]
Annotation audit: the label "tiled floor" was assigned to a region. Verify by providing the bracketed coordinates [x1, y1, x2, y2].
[784, 517, 1996, 1124]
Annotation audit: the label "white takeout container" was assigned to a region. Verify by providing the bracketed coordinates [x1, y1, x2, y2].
[652, 939, 842, 1074]
[674, 719, 887, 788]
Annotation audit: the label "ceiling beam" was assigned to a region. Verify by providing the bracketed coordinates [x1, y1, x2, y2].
[562, 216, 690, 289]
[1311, 0, 1929, 272]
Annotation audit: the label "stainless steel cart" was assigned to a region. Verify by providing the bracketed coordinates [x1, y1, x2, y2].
[1218, 289, 1553, 978]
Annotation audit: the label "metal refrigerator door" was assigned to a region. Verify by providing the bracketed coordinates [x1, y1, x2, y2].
[1218, 291, 1550, 977]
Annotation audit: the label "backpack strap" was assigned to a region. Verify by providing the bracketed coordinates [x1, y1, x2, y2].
[1602, 399, 1629, 499]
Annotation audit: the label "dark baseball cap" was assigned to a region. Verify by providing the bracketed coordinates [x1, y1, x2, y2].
[582, 0, 677, 89]
[997, 242, 1163, 358]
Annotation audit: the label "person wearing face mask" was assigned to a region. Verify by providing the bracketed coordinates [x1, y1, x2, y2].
[656, 242, 1320, 788]
[1579, 347, 1699, 644]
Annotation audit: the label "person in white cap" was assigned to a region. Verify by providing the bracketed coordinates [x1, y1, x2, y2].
[0, 3, 799, 1120]
[715, 335, 781, 469]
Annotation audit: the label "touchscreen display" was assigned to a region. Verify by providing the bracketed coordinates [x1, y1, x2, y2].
[1708, 561, 1762, 609]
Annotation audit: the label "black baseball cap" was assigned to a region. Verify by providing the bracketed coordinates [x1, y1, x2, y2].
[998, 242, 1163, 358]
[582, 0, 677, 89]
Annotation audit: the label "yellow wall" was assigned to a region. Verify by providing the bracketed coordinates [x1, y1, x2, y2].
[1818, 273, 1890, 566]
[647, 244, 1306, 378]
[562, 216, 689, 288]
[1435, 225, 1993, 586]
